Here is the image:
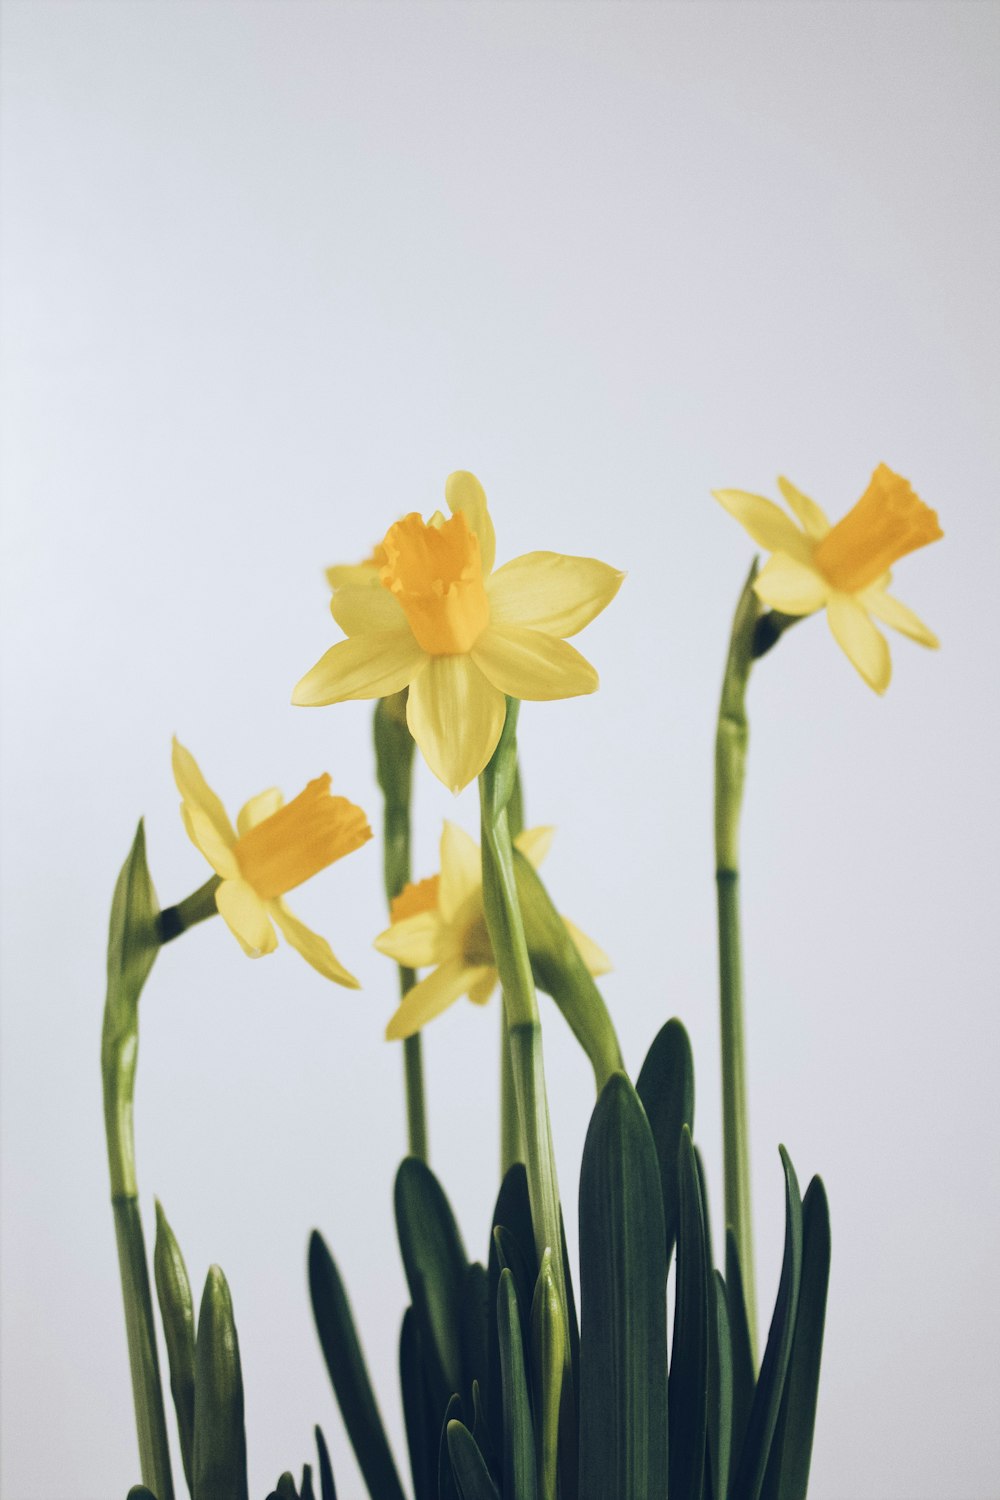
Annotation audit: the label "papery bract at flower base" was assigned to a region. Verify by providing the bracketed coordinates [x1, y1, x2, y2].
[294, 471, 625, 792]
[171, 738, 371, 985]
[713, 464, 942, 693]
[375, 820, 611, 1040]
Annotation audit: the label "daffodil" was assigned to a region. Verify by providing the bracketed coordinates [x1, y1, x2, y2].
[325, 543, 386, 591]
[294, 472, 624, 793]
[375, 821, 611, 1040]
[171, 738, 371, 985]
[714, 464, 942, 693]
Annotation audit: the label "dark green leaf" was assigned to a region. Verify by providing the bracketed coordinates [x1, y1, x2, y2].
[314, 1426, 337, 1500]
[579, 1073, 668, 1500]
[446, 1421, 501, 1500]
[153, 1200, 196, 1494]
[395, 1157, 469, 1416]
[127, 1489, 158, 1499]
[759, 1177, 831, 1500]
[300, 1464, 315, 1500]
[308, 1231, 406, 1500]
[469, 1380, 497, 1482]
[669, 1126, 710, 1500]
[438, 1394, 463, 1500]
[192, 1266, 248, 1500]
[725, 1228, 756, 1467]
[707, 1272, 734, 1500]
[400, 1308, 437, 1500]
[636, 1018, 695, 1271]
[498, 1269, 537, 1500]
[274, 1476, 297, 1500]
[486, 1164, 537, 1477]
[730, 1149, 803, 1500]
[530, 1248, 565, 1500]
[460, 1262, 490, 1402]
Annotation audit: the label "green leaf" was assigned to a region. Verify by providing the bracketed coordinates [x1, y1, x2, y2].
[438, 1393, 463, 1500]
[192, 1266, 248, 1500]
[314, 1426, 337, 1500]
[759, 1177, 831, 1500]
[707, 1272, 734, 1500]
[497, 1269, 537, 1500]
[730, 1149, 804, 1500]
[669, 1126, 710, 1500]
[636, 1018, 695, 1271]
[578, 1073, 668, 1500]
[400, 1307, 436, 1500]
[103, 820, 160, 1054]
[460, 1262, 490, 1402]
[469, 1379, 497, 1483]
[725, 1228, 757, 1467]
[446, 1421, 501, 1500]
[300, 1464, 316, 1500]
[274, 1476, 298, 1500]
[153, 1201, 196, 1494]
[395, 1157, 469, 1416]
[127, 1489, 159, 1499]
[530, 1248, 565, 1500]
[486, 1165, 537, 1475]
[308, 1231, 406, 1500]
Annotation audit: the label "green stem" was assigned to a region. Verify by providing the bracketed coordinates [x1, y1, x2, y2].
[715, 562, 762, 1364]
[500, 763, 526, 1174]
[374, 693, 429, 1162]
[158, 875, 220, 944]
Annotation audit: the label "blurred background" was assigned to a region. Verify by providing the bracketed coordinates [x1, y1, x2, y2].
[2, 3, 998, 1496]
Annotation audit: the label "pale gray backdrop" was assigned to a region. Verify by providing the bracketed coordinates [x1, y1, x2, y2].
[2, 3, 998, 1497]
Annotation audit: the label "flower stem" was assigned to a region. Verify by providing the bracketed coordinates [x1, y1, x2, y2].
[500, 764, 526, 1174]
[715, 561, 762, 1364]
[157, 874, 220, 943]
[374, 693, 429, 1162]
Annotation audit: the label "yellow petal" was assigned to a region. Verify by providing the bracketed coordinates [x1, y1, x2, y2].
[374, 910, 441, 968]
[292, 630, 425, 706]
[326, 562, 382, 590]
[712, 489, 813, 563]
[271, 899, 360, 987]
[330, 585, 405, 637]
[776, 477, 831, 540]
[438, 821, 483, 922]
[471, 625, 598, 701]
[562, 915, 612, 977]
[826, 593, 891, 694]
[215, 878, 277, 957]
[859, 586, 939, 649]
[467, 971, 497, 1006]
[514, 826, 555, 868]
[236, 788, 283, 837]
[172, 738, 237, 848]
[181, 804, 240, 880]
[486, 552, 625, 638]
[446, 471, 496, 574]
[753, 553, 829, 615]
[406, 655, 506, 793]
[385, 958, 491, 1039]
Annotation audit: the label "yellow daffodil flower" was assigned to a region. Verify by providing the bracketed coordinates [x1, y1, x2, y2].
[375, 821, 611, 1040]
[171, 737, 371, 985]
[325, 542, 387, 591]
[714, 464, 942, 693]
[294, 472, 624, 793]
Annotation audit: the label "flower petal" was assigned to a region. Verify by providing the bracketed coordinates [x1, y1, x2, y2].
[486, 552, 624, 638]
[446, 471, 496, 574]
[753, 553, 829, 615]
[514, 826, 555, 868]
[271, 899, 360, 987]
[826, 593, 891, 694]
[467, 971, 497, 1006]
[859, 586, 939, 649]
[326, 562, 382, 590]
[236, 788, 283, 838]
[292, 630, 425, 706]
[330, 584, 405, 637]
[406, 655, 506, 793]
[471, 625, 598, 701]
[439, 821, 483, 922]
[374, 910, 442, 968]
[181, 804, 240, 879]
[562, 916, 612, 977]
[172, 738, 237, 847]
[215, 878, 277, 957]
[385, 958, 491, 1039]
[776, 477, 831, 540]
[712, 489, 813, 562]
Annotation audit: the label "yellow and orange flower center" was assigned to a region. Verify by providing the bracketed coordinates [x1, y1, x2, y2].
[812, 464, 943, 593]
[390, 875, 440, 924]
[235, 775, 371, 901]
[379, 511, 490, 655]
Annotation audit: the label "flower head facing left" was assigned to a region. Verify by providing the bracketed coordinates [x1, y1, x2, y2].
[714, 464, 942, 693]
[172, 738, 371, 985]
[294, 472, 624, 793]
[375, 820, 611, 1040]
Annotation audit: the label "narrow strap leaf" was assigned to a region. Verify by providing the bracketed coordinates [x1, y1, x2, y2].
[438, 1394, 463, 1500]
[446, 1421, 501, 1500]
[274, 1475, 298, 1499]
[759, 1177, 831, 1500]
[469, 1380, 498, 1482]
[308, 1231, 406, 1500]
[636, 1018, 695, 1272]
[314, 1426, 337, 1500]
[486, 1165, 537, 1475]
[497, 1269, 537, 1500]
[460, 1262, 490, 1402]
[669, 1126, 710, 1500]
[395, 1157, 469, 1415]
[578, 1073, 668, 1500]
[153, 1200, 196, 1494]
[530, 1248, 565, 1500]
[127, 1489, 159, 1499]
[730, 1150, 803, 1500]
[300, 1464, 316, 1500]
[400, 1308, 437, 1500]
[707, 1272, 734, 1500]
[192, 1266, 248, 1500]
[725, 1228, 757, 1466]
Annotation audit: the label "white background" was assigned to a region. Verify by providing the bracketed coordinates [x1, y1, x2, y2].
[2, 3, 998, 1497]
